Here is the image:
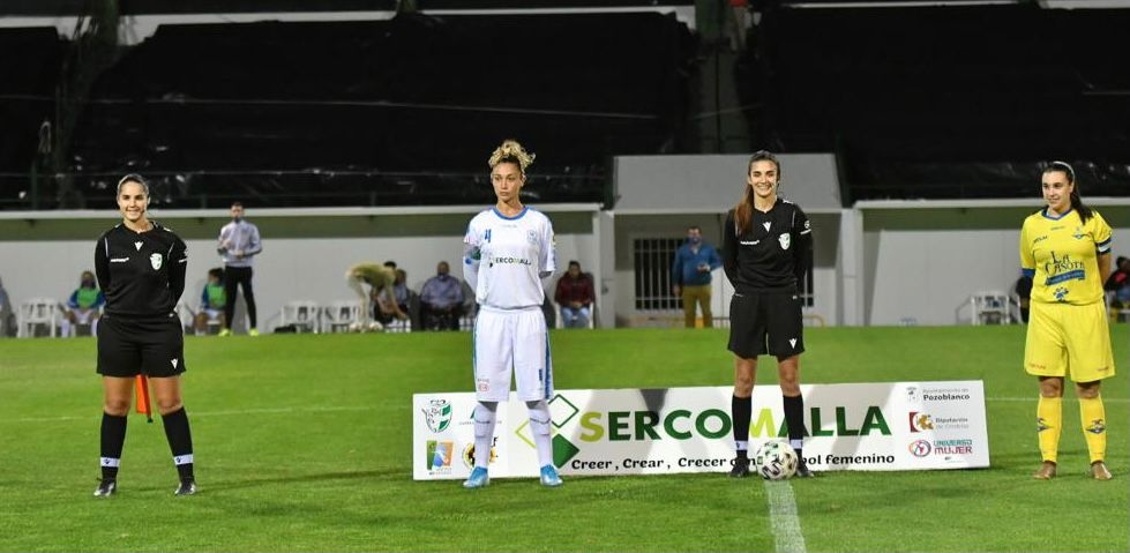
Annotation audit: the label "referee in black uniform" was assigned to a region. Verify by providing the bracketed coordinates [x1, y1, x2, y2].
[722, 151, 815, 478]
[92, 174, 197, 497]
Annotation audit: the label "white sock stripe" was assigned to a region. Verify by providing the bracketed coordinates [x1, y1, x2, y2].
[100, 457, 120, 468]
[173, 454, 194, 466]
[765, 481, 808, 553]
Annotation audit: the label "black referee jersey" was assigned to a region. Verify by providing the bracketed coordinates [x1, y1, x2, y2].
[94, 222, 188, 318]
[722, 198, 813, 293]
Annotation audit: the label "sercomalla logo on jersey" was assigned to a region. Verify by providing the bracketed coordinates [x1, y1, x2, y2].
[490, 256, 532, 266]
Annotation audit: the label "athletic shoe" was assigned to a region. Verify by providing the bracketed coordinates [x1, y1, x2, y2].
[218, 329, 232, 337]
[1091, 461, 1112, 480]
[1033, 461, 1057, 480]
[795, 457, 817, 478]
[540, 465, 563, 487]
[463, 467, 489, 489]
[729, 457, 751, 478]
[174, 478, 197, 496]
[248, 329, 260, 337]
[93, 478, 117, 497]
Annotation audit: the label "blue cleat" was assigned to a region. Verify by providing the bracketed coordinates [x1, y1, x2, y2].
[540, 464, 563, 487]
[463, 467, 489, 489]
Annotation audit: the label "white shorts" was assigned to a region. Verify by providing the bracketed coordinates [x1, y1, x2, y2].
[473, 306, 553, 402]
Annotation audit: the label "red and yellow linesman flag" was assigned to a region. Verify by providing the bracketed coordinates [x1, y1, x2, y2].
[134, 375, 153, 423]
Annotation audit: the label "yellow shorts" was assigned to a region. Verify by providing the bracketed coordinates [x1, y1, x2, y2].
[1024, 301, 1116, 382]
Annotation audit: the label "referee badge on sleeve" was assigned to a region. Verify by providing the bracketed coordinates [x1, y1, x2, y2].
[150, 253, 163, 270]
[778, 233, 791, 250]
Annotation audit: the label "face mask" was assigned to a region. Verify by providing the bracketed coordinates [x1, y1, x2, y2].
[82, 279, 95, 287]
[689, 236, 701, 244]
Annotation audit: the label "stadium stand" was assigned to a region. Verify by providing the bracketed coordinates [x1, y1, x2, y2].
[0, 27, 64, 208]
[51, 13, 694, 209]
[738, 4, 1130, 202]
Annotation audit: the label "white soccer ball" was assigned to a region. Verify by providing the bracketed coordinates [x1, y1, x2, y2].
[367, 321, 384, 332]
[348, 322, 364, 333]
[753, 440, 798, 480]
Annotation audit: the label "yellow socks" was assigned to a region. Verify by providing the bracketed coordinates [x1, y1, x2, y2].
[1079, 395, 1107, 464]
[1037, 396, 1062, 464]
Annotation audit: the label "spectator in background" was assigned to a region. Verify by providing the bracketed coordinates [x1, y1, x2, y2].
[375, 268, 413, 327]
[62, 270, 106, 337]
[346, 261, 407, 332]
[194, 268, 226, 336]
[419, 261, 464, 331]
[0, 275, 13, 337]
[216, 201, 263, 336]
[554, 260, 595, 328]
[1103, 256, 1130, 319]
[671, 225, 723, 328]
[1014, 271, 1033, 324]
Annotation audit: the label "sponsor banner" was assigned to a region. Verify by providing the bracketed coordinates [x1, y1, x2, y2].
[412, 380, 989, 480]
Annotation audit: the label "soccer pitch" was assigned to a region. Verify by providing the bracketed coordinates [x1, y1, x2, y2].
[0, 325, 1126, 553]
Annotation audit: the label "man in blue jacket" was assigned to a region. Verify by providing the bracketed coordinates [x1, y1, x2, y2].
[671, 226, 722, 328]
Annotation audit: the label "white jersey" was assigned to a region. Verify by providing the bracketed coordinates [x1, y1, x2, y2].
[463, 206, 557, 309]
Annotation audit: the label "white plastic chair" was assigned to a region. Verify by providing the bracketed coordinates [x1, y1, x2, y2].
[322, 301, 360, 333]
[970, 291, 1010, 325]
[279, 301, 321, 334]
[18, 298, 61, 338]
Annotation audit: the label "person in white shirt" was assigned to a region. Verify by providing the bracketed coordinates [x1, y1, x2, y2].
[461, 139, 561, 488]
[216, 202, 263, 336]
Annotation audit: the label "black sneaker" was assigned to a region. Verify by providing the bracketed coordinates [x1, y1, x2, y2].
[729, 457, 751, 478]
[795, 457, 816, 478]
[174, 478, 197, 496]
[93, 478, 117, 497]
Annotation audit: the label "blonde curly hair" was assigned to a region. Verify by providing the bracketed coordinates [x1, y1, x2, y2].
[488, 139, 535, 174]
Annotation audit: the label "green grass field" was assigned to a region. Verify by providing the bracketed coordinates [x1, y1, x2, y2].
[0, 325, 1127, 552]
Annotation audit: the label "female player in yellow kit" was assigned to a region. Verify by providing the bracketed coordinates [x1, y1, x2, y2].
[1019, 161, 1115, 480]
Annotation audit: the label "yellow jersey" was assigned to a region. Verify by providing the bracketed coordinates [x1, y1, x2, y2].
[1019, 208, 1112, 305]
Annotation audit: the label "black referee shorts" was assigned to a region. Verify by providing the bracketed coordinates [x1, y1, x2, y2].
[727, 291, 805, 360]
[96, 314, 187, 378]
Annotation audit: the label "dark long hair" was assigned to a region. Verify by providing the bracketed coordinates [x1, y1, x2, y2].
[734, 150, 781, 235]
[1044, 161, 1092, 224]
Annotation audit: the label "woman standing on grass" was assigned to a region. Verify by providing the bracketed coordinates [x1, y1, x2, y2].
[1020, 161, 1114, 480]
[722, 150, 814, 479]
[92, 174, 197, 496]
[460, 139, 561, 488]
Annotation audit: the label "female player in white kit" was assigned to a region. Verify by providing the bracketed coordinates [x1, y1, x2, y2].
[461, 139, 561, 488]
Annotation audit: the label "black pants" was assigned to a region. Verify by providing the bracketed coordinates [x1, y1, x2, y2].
[421, 304, 462, 331]
[223, 266, 257, 329]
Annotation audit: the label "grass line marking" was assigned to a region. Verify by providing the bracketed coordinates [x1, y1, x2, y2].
[765, 480, 807, 553]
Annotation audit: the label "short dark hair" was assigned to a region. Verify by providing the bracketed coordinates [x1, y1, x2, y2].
[208, 267, 224, 279]
[568, 260, 581, 268]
